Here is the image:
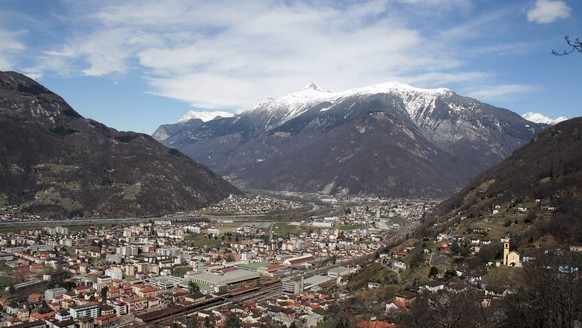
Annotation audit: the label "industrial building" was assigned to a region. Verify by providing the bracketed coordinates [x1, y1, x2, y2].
[185, 269, 260, 289]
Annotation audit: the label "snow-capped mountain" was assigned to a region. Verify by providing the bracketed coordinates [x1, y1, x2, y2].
[178, 110, 234, 123]
[522, 112, 567, 125]
[153, 82, 548, 198]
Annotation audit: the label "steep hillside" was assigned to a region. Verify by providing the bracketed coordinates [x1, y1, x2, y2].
[432, 117, 582, 246]
[154, 83, 546, 198]
[0, 71, 241, 218]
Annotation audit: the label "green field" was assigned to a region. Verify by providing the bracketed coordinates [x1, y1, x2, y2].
[184, 235, 223, 247]
[172, 266, 192, 277]
[0, 275, 22, 288]
[272, 222, 304, 235]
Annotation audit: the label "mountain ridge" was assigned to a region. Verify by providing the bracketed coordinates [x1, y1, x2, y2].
[154, 82, 547, 198]
[0, 71, 241, 218]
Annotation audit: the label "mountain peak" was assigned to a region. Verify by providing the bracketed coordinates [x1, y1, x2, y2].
[177, 110, 234, 123]
[303, 82, 329, 92]
[363, 81, 452, 96]
[522, 112, 567, 125]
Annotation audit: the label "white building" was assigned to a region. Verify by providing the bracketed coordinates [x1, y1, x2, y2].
[70, 302, 100, 318]
[45, 287, 67, 301]
[105, 267, 123, 280]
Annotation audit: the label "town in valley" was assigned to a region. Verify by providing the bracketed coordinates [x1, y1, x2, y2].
[0, 194, 437, 328]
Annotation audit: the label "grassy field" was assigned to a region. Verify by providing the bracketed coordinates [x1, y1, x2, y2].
[271, 222, 305, 235]
[346, 262, 399, 290]
[184, 235, 223, 247]
[0, 275, 22, 288]
[172, 266, 192, 277]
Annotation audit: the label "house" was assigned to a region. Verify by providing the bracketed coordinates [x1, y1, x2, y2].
[111, 300, 127, 316]
[357, 321, 396, 328]
[46, 318, 77, 328]
[123, 296, 148, 313]
[69, 302, 100, 319]
[77, 317, 95, 328]
[185, 291, 206, 303]
[9, 320, 47, 328]
[55, 309, 71, 321]
[394, 291, 418, 305]
[137, 287, 158, 298]
[72, 285, 92, 296]
[95, 313, 117, 326]
[17, 307, 30, 321]
[29, 311, 55, 321]
[392, 261, 407, 270]
[421, 280, 444, 293]
[367, 282, 381, 289]
[484, 285, 508, 298]
[99, 304, 115, 315]
[385, 301, 405, 317]
[27, 293, 44, 304]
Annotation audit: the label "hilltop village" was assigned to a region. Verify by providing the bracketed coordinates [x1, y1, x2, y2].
[0, 195, 434, 328]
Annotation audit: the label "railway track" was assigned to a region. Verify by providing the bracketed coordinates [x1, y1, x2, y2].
[131, 283, 282, 326]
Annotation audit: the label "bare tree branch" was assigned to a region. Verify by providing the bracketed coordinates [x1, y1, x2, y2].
[552, 36, 582, 56]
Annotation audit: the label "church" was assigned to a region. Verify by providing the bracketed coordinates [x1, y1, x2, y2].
[503, 238, 521, 267]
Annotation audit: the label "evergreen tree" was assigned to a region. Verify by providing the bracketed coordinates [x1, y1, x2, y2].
[188, 281, 200, 294]
[225, 313, 241, 328]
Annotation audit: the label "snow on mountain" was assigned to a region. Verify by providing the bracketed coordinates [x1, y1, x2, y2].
[522, 112, 568, 125]
[248, 82, 452, 128]
[177, 110, 234, 123]
[155, 80, 547, 198]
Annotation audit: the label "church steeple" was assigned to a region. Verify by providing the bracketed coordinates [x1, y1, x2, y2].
[503, 238, 510, 266]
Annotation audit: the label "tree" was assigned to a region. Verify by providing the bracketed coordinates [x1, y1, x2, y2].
[399, 288, 503, 328]
[552, 36, 582, 56]
[60, 280, 77, 292]
[224, 313, 242, 328]
[188, 281, 200, 295]
[38, 301, 52, 314]
[407, 247, 425, 269]
[502, 251, 582, 327]
[100, 286, 109, 303]
[204, 316, 212, 328]
[186, 315, 200, 328]
[428, 266, 439, 279]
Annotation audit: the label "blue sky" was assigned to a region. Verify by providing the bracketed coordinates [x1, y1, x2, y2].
[1, 0, 580, 134]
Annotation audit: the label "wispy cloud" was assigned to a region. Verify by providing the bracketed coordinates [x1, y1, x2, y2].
[526, 0, 571, 24]
[465, 84, 536, 100]
[0, 28, 25, 70]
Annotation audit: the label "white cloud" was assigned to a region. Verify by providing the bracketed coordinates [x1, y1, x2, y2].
[26, 0, 524, 111]
[527, 0, 571, 24]
[0, 28, 25, 70]
[465, 84, 536, 100]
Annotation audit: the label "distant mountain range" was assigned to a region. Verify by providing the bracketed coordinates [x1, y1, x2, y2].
[433, 117, 582, 246]
[522, 112, 567, 125]
[0, 71, 240, 218]
[154, 82, 547, 198]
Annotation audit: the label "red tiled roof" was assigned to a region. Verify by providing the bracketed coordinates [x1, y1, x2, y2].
[357, 321, 396, 328]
